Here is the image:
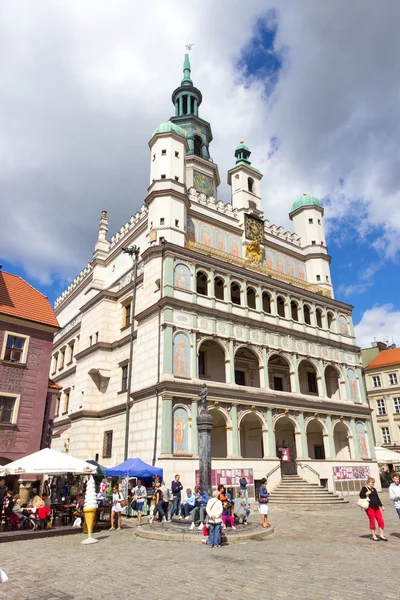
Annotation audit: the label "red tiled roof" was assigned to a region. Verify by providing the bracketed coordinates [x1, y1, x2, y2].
[367, 348, 400, 370]
[48, 378, 62, 390]
[0, 271, 59, 328]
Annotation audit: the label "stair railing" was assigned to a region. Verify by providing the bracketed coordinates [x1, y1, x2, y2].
[265, 464, 280, 479]
[297, 462, 320, 484]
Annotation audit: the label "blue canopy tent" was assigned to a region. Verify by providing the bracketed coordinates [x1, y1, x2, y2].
[106, 458, 163, 479]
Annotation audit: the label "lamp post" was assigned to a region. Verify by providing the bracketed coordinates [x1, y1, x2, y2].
[122, 245, 140, 461]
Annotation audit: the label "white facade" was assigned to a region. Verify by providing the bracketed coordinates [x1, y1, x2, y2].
[50, 54, 378, 494]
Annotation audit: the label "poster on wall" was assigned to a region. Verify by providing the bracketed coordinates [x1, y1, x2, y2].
[332, 466, 370, 481]
[195, 468, 254, 487]
[278, 446, 290, 462]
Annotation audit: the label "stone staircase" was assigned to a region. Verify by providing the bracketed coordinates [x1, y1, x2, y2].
[269, 475, 348, 505]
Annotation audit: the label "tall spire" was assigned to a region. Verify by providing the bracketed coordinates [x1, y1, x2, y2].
[181, 53, 193, 87]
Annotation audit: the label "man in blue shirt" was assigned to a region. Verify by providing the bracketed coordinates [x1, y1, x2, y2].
[189, 486, 209, 530]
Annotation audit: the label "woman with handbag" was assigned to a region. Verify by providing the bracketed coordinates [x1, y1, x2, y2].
[258, 477, 270, 528]
[359, 477, 386, 542]
[110, 485, 124, 531]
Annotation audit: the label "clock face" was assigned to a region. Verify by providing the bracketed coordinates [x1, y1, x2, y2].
[245, 216, 264, 242]
[193, 171, 215, 196]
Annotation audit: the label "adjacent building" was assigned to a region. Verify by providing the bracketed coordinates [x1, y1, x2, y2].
[364, 346, 400, 452]
[0, 270, 60, 466]
[50, 53, 378, 494]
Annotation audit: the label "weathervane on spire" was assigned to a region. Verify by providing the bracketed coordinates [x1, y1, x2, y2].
[185, 43, 194, 51]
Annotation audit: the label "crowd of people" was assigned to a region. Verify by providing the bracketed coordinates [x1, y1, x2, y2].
[0, 478, 52, 530]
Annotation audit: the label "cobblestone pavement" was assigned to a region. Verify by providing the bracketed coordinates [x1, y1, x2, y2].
[1, 492, 400, 600]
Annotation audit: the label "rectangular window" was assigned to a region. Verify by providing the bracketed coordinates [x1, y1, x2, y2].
[382, 427, 391, 444]
[102, 430, 113, 458]
[161, 174, 166, 179]
[198, 350, 206, 376]
[95, 332, 99, 343]
[318, 219, 321, 225]
[175, 151, 179, 158]
[59, 347, 65, 370]
[0, 396, 16, 423]
[372, 375, 381, 388]
[377, 399, 386, 415]
[55, 395, 61, 417]
[68, 341, 75, 364]
[311, 241, 316, 245]
[160, 218, 165, 225]
[273, 376, 284, 391]
[175, 219, 179, 227]
[389, 373, 398, 386]
[175, 176, 179, 181]
[89, 336, 92, 346]
[394, 398, 400, 414]
[235, 370, 246, 386]
[316, 275, 321, 281]
[121, 365, 128, 392]
[4, 335, 25, 363]
[161, 149, 166, 155]
[63, 392, 70, 414]
[307, 371, 318, 394]
[308, 218, 313, 224]
[123, 303, 131, 328]
[159, 237, 165, 243]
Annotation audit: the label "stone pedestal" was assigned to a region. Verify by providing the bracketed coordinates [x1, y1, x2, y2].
[196, 411, 213, 494]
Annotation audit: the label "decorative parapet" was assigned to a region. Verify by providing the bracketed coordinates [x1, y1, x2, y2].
[185, 241, 332, 298]
[264, 220, 301, 246]
[53, 313, 83, 343]
[54, 263, 94, 309]
[109, 204, 148, 250]
[188, 187, 237, 216]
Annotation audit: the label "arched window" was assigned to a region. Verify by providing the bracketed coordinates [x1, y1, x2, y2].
[231, 282, 241, 305]
[304, 304, 311, 325]
[196, 271, 208, 296]
[194, 136, 202, 157]
[214, 277, 225, 301]
[248, 177, 254, 193]
[262, 292, 271, 314]
[277, 296, 285, 318]
[234, 347, 260, 387]
[247, 287, 256, 309]
[291, 300, 299, 321]
[298, 360, 319, 396]
[327, 311, 334, 331]
[316, 308, 323, 328]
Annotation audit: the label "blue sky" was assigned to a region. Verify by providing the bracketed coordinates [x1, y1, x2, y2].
[1, 1, 400, 347]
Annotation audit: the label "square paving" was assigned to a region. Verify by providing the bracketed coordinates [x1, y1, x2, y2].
[1, 492, 399, 600]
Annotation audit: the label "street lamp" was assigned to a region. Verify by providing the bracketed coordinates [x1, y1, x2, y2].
[122, 245, 140, 461]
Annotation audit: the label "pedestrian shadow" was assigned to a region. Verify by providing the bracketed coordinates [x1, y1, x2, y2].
[359, 534, 373, 539]
[390, 532, 400, 539]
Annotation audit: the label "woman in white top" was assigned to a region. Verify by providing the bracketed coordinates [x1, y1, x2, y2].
[110, 485, 123, 531]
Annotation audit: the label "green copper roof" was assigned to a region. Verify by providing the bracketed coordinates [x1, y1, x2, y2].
[152, 121, 187, 138]
[236, 141, 250, 152]
[181, 53, 193, 87]
[230, 160, 261, 174]
[291, 193, 322, 212]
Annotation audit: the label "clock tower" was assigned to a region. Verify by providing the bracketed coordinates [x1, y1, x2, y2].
[169, 52, 220, 196]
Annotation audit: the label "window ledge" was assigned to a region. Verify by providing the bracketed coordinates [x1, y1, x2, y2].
[118, 389, 128, 395]
[0, 423, 17, 428]
[0, 360, 26, 369]
[121, 324, 131, 332]
[66, 361, 74, 367]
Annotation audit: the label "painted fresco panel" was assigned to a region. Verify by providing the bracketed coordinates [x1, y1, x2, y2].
[356, 422, 368, 458]
[347, 368, 358, 401]
[173, 407, 189, 454]
[174, 263, 191, 290]
[339, 315, 350, 336]
[173, 333, 191, 377]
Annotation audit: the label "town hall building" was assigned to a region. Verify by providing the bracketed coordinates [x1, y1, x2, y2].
[50, 53, 378, 495]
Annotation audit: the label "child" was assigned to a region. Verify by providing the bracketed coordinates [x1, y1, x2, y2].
[221, 501, 235, 530]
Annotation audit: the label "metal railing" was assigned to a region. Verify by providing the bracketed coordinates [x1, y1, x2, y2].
[266, 465, 281, 479]
[297, 462, 320, 480]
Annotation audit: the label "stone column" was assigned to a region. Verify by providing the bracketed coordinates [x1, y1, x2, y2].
[191, 399, 198, 455]
[291, 354, 299, 393]
[294, 431, 303, 460]
[228, 339, 235, 383]
[230, 405, 239, 457]
[262, 347, 269, 388]
[262, 427, 269, 459]
[161, 395, 173, 454]
[325, 415, 336, 458]
[265, 409, 276, 457]
[197, 410, 213, 493]
[318, 360, 327, 397]
[322, 433, 331, 459]
[297, 412, 308, 458]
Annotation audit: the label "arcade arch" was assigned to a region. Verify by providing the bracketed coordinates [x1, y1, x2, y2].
[306, 419, 326, 459]
[268, 354, 292, 392]
[298, 360, 319, 396]
[209, 408, 228, 458]
[198, 340, 226, 383]
[333, 421, 352, 459]
[325, 365, 341, 400]
[234, 347, 260, 387]
[240, 412, 263, 458]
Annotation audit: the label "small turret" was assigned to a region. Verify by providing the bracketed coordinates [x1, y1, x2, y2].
[94, 210, 109, 256]
[228, 141, 263, 217]
[289, 193, 333, 295]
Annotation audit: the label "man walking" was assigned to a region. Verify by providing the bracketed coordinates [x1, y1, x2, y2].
[133, 479, 147, 526]
[170, 474, 183, 520]
[389, 472, 400, 519]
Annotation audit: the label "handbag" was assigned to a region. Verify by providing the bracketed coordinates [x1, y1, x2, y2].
[357, 497, 369, 510]
[120, 499, 127, 508]
[259, 497, 268, 504]
[131, 499, 137, 511]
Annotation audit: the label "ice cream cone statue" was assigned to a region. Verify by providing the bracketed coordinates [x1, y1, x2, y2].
[81, 476, 98, 545]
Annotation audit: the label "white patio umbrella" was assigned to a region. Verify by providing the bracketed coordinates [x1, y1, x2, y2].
[0, 448, 97, 476]
[374, 446, 400, 464]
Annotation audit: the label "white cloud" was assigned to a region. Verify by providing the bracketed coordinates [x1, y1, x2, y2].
[355, 304, 400, 348]
[1, 0, 400, 283]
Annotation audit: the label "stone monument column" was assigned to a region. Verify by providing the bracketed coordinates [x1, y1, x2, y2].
[196, 383, 213, 494]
